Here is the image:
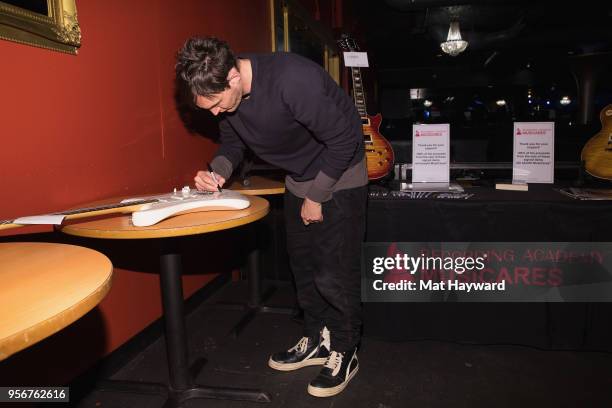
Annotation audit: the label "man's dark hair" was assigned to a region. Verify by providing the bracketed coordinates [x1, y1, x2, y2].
[176, 37, 237, 99]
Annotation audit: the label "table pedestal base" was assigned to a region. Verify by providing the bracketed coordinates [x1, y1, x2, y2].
[228, 289, 296, 339]
[95, 246, 271, 406]
[216, 246, 296, 338]
[96, 379, 270, 407]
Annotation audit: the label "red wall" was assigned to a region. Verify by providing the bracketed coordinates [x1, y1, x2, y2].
[0, 0, 270, 384]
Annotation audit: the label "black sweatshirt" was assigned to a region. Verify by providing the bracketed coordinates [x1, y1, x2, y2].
[211, 52, 365, 202]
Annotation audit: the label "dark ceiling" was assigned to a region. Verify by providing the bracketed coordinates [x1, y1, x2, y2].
[352, 0, 612, 90]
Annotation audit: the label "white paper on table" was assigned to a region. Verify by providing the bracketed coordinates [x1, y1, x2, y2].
[13, 214, 66, 225]
[512, 122, 555, 183]
[412, 123, 450, 184]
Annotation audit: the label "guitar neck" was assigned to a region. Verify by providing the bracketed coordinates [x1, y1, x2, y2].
[58, 199, 158, 217]
[350, 67, 368, 119]
[0, 199, 158, 231]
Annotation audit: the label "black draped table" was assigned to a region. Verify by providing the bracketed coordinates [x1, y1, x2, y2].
[364, 184, 612, 351]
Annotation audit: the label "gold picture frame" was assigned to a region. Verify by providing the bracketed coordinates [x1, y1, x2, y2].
[270, 0, 340, 84]
[0, 0, 81, 55]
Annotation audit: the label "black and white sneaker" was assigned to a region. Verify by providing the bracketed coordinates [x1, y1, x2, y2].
[268, 327, 331, 371]
[307, 347, 359, 397]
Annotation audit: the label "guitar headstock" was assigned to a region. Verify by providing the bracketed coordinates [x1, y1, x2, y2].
[337, 34, 360, 52]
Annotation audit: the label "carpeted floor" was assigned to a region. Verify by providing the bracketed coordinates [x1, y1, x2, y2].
[71, 282, 612, 408]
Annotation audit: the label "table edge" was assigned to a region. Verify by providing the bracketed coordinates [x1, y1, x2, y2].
[58, 201, 270, 239]
[0, 261, 113, 361]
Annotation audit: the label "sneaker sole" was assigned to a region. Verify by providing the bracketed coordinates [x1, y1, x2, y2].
[307, 365, 359, 397]
[268, 357, 328, 371]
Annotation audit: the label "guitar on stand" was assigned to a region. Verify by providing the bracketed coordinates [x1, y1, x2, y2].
[581, 104, 612, 180]
[337, 34, 394, 180]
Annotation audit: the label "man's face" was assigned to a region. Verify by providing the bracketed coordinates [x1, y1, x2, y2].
[195, 68, 242, 116]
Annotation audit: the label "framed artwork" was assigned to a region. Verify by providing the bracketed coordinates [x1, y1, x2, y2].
[0, 0, 81, 54]
[270, 0, 339, 84]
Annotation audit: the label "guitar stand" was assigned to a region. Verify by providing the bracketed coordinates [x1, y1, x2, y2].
[576, 160, 586, 187]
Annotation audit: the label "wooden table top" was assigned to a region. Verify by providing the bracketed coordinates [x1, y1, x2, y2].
[59, 195, 269, 239]
[227, 175, 285, 196]
[0, 242, 113, 361]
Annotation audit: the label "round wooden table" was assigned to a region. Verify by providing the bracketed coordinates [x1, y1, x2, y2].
[58, 195, 270, 406]
[0, 242, 113, 361]
[226, 175, 285, 196]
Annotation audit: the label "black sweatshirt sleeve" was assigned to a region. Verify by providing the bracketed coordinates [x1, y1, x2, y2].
[211, 118, 246, 180]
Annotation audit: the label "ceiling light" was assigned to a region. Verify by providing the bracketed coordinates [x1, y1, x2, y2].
[496, 100, 506, 106]
[560, 96, 571, 105]
[423, 100, 433, 107]
[440, 21, 468, 56]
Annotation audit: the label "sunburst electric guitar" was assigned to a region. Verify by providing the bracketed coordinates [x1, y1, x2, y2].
[337, 35, 394, 180]
[581, 104, 612, 180]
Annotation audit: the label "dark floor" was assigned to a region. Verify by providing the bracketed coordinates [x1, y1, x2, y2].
[72, 282, 612, 408]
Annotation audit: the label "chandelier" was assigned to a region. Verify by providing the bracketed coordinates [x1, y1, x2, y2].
[440, 21, 468, 56]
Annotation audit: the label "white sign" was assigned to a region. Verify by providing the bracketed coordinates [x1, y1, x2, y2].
[343, 51, 369, 67]
[412, 124, 450, 183]
[513, 122, 555, 183]
[13, 214, 66, 225]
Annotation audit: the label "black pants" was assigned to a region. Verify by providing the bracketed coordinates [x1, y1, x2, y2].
[283, 185, 367, 352]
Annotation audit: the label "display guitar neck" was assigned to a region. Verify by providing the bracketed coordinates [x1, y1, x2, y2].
[350, 66, 369, 118]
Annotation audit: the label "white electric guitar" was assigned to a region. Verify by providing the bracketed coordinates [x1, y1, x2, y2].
[126, 187, 250, 226]
[0, 187, 250, 230]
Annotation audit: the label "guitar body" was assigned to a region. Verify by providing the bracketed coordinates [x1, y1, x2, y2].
[363, 113, 395, 180]
[581, 104, 612, 180]
[130, 189, 250, 226]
